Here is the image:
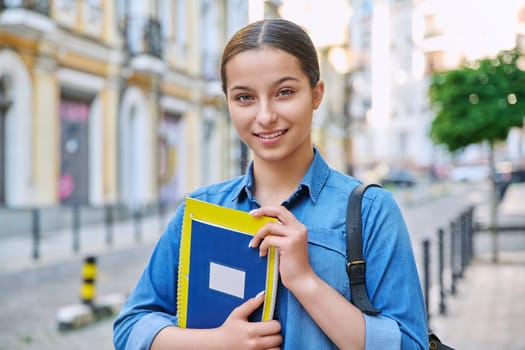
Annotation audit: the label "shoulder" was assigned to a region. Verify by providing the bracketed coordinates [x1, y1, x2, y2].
[354, 183, 402, 232]
[322, 170, 360, 197]
[361, 184, 395, 209]
[322, 169, 392, 205]
[330, 176, 401, 228]
[359, 185, 409, 248]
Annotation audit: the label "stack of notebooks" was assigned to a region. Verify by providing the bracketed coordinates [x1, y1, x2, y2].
[177, 197, 280, 328]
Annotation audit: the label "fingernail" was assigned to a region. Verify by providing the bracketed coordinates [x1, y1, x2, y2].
[249, 209, 257, 215]
[248, 239, 253, 248]
[255, 290, 265, 299]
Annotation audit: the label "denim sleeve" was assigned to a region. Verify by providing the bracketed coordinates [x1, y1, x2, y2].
[361, 188, 428, 350]
[123, 313, 177, 350]
[113, 206, 184, 350]
[364, 314, 401, 348]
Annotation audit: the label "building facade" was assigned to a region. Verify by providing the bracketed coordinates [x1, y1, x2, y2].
[0, 0, 249, 213]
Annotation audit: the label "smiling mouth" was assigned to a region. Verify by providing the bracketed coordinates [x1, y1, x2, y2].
[255, 130, 288, 139]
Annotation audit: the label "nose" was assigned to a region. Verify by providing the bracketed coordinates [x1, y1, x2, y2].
[256, 100, 277, 126]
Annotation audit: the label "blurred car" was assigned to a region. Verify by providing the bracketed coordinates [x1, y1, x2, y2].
[511, 168, 525, 182]
[496, 162, 525, 184]
[448, 165, 490, 182]
[380, 169, 416, 187]
[495, 163, 525, 201]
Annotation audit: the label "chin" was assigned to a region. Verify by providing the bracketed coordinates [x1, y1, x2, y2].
[252, 148, 287, 162]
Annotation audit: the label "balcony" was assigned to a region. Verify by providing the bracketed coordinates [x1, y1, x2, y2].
[53, 0, 104, 38]
[0, 0, 55, 37]
[123, 16, 164, 74]
[1, 0, 49, 15]
[124, 17, 163, 58]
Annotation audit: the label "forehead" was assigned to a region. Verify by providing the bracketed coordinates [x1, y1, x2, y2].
[225, 47, 305, 86]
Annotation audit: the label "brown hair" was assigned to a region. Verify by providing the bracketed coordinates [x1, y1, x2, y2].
[220, 18, 320, 94]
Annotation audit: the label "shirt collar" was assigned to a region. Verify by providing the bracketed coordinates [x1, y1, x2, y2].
[230, 148, 331, 204]
[301, 148, 330, 203]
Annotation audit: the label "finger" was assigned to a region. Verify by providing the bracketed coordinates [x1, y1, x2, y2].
[250, 321, 282, 347]
[258, 235, 282, 257]
[258, 319, 282, 335]
[257, 334, 282, 349]
[249, 222, 287, 249]
[229, 291, 265, 320]
[250, 206, 296, 225]
[265, 345, 282, 350]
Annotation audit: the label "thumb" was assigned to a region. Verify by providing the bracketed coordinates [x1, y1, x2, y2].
[230, 291, 265, 320]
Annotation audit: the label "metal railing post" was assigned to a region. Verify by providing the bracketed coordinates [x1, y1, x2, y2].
[450, 220, 457, 295]
[459, 211, 467, 278]
[133, 205, 142, 242]
[72, 204, 81, 253]
[32, 208, 41, 260]
[437, 228, 446, 315]
[105, 204, 113, 246]
[423, 239, 430, 324]
[468, 206, 475, 264]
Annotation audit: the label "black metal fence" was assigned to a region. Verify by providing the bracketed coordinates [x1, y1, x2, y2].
[421, 206, 475, 326]
[4, 201, 178, 261]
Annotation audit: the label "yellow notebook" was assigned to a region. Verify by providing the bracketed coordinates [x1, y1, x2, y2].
[177, 197, 280, 328]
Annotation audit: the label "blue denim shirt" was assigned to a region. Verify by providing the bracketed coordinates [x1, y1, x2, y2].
[114, 150, 428, 349]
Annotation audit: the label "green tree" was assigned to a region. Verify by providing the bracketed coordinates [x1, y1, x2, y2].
[429, 47, 525, 262]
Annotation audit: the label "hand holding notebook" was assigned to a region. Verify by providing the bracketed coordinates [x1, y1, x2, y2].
[177, 198, 280, 329]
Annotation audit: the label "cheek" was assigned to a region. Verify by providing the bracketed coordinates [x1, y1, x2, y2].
[229, 108, 251, 132]
[280, 101, 313, 124]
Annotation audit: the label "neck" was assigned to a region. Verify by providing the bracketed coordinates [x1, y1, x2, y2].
[252, 147, 314, 206]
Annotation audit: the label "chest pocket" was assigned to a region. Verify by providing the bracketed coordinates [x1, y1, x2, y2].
[307, 228, 350, 299]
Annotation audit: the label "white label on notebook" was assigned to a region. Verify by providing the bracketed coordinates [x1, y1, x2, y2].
[209, 262, 245, 299]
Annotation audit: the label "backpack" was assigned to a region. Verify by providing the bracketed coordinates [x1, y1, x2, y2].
[346, 184, 454, 350]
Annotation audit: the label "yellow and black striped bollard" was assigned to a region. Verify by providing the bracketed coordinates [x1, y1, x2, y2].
[80, 256, 97, 306]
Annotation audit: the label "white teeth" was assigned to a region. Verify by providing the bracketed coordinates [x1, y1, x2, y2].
[258, 130, 285, 139]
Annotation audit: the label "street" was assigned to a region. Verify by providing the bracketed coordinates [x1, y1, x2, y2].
[0, 182, 487, 350]
[0, 244, 156, 350]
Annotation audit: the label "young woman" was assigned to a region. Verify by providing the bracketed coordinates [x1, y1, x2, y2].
[114, 18, 427, 350]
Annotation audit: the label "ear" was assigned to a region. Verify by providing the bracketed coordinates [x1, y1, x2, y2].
[312, 80, 325, 110]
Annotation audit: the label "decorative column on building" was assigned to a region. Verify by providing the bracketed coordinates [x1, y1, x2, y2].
[119, 0, 165, 208]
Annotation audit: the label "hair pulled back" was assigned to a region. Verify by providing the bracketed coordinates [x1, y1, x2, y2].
[220, 18, 320, 94]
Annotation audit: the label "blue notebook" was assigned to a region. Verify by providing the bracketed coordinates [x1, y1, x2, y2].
[177, 198, 279, 328]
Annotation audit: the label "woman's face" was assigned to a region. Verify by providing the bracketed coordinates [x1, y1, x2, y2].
[224, 47, 324, 164]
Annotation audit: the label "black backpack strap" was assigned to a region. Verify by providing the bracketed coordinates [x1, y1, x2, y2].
[347, 184, 456, 349]
[429, 332, 455, 350]
[346, 183, 382, 316]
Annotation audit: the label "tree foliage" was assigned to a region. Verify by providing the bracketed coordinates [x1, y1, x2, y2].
[428, 47, 525, 152]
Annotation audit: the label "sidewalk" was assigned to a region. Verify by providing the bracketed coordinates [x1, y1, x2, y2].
[429, 183, 525, 350]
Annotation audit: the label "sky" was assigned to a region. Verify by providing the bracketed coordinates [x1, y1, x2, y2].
[278, 0, 521, 62]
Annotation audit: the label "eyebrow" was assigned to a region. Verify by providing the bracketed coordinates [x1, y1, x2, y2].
[228, 76, 300, 94]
